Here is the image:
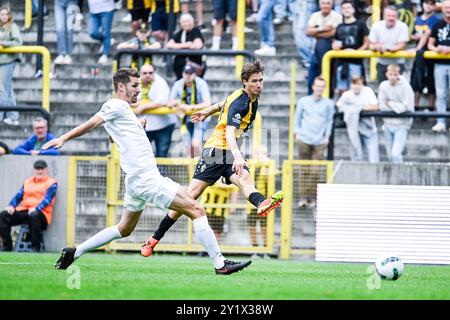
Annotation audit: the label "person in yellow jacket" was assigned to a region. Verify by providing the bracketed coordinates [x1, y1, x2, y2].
[0, 160, 57, 252]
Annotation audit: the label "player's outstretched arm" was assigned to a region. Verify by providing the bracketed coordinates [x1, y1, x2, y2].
[190, 100, 224, 123]
[42, 115, 105, 150]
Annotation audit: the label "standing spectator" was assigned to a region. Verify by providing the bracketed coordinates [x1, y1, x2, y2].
[246, 0, 259, 23]
[166, 13, 205, 79]
[32, 0, 47, 18]
[180, 0, 205, 30]
[127, 0, 152, 36]
[87, 0, 116, 65]
[150, 0, 181, 43]
[211, 0, 238, 50]
[332, 0, 369, 96]
[168, 64, 211, 157]
[369, 5, 410, 84]
[428, 0, 450, 132]
[54, 0, 78, 65]
[292, 0, 319, 68]
[254, 0, 277, 56]
[0, 7, 22, 126]
[0, 160, 57, 252]
[294, 76, 335, 206]
[410, 0, 440, 110]
[378, 64, 415, 163]
[117, 22, 161, 70]
[273, 0, 296, 25]
[134, 63, 175, 158]
[13, 117, 61, 156]
[306, 0, 342, 94]
[336, 76, 380, 163]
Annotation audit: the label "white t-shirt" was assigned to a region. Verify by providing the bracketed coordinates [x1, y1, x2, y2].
[96, 98, 158, 175]
[88, 0, 115, 14]
[307, 10, 343, 30]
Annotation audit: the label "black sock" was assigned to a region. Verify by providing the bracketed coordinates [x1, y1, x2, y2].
[153, 214, 177, 241]
[248, 192, 266, 208]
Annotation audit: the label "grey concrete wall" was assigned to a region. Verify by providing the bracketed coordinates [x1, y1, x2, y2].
[0, 155, 69, 252]
[333, 161, 450, 186]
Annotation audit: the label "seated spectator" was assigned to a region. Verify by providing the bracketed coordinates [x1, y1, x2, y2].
[369, 5, 410, 84]
[306, 0, 342, 94]
[294, 76, 335, 207]
[13, 117, 61, 156]
[166, 13, 205, 79]
[428, 0, 450, 132]
[0, 6, 23, 126]
[336, 76, 380, 163]
[254, 0, 277, 56]
[0, 160, 57, 252]
[0, 141, 9, 156]
[167, 64, 211, 157]
[87, 0, 115, 65]
[134, 63, 175, 158]
[409, 0, 440, 110]
[126, 0, 151, 36]
[150, 0, 181, 43]
[117, 22, 161, 70]
[378, 64, 415, 163]
[54, 0, 78, 65]
[211, 0, 238, 50]
[332, 0, 369, 96]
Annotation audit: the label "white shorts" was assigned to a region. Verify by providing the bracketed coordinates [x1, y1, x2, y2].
[123, 170, 180, 212]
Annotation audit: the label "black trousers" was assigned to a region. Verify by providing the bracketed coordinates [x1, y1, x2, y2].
[0, 209, 48, 252]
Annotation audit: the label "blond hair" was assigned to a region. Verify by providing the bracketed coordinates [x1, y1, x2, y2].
[0, 7, 14, 30]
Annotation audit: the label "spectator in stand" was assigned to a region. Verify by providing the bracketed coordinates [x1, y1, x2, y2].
[332, 0, 369, 96]
[0, 6, 22, 126]
[150, 0, 181, 43]
[292, 0, 319, 68]
[87, 0, 116, 65]
[410, 0, 440, 110]
[117, 22, 161, 70]
[0, 141, 9, 156]
[273, 0, 296, 25]
[180, 0, 205, 30]
[369, 5, 410, 84]
[54, 0, 78, 65]
[134, 63, 175, 158]
[32, 0, 47, 18]
[13, 117, 61, 156]
[211, 0, 238, 50]
[166, 13, 205, 79]
[378, 64, 415, 163]
[428, 0, 450, 132]
[336, 76, 380, 163]
[254, 0, 277, 56]
[167, 64, 211, 157]
[294, 76, 335, 207]
[126, 0, 151, 36]
[245, 0, 259, 23]
[306, 0, 342, 94]
[0, 160, 57, 252]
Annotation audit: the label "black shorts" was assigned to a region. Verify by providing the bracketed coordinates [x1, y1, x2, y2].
[130, 8, 150, 22]
[193, 148, 249, 185]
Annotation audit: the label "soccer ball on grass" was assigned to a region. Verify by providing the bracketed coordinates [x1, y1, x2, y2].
[375, 255, 404, 281]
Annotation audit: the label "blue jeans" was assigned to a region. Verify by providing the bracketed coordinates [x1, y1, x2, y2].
[336, 63, 363, 91]
[273, 0, 296, 19]
[54, 0, 77, 55]
[32, 0, 47, 16]
[89, 10, 115, 56]
[348, 132, 380, 163]
[292, 0, 318, 64]
[258, 0, 276, 48]
[434, 63, 450, 125]
[383, 126, 409, 163]
[0, 62, 18, 121]
[146, 123, 175, 158]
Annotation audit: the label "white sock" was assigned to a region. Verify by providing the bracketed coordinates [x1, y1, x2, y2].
[74, 226, 122, 259]
[193, 216, 225, 269]
[232, 37, 238, 50]
[212, 36, 221, 49]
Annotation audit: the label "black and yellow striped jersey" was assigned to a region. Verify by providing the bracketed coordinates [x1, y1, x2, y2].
[204, 89, 258, 150]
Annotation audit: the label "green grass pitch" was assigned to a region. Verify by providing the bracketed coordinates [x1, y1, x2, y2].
[0, 252, 449, 300]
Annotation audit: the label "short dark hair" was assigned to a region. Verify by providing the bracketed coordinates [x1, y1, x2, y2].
[113, 68, 140, 92]
[341, 0, 354, 8]
[241, 59, 264, 83]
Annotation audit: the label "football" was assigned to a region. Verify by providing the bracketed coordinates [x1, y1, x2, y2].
[375, 255, 405, 281]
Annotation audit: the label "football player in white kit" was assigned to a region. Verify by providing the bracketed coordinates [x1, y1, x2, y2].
[42, 68, 251, 275]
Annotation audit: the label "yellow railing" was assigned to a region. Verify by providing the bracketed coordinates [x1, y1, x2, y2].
[370, 0, 381, 80]
[235, 0, 246, 78]
[0, 46, 51, 112]
[321, 50, 450, 98]
[289, 62, 296, 161]
[24, 0, 33, 30]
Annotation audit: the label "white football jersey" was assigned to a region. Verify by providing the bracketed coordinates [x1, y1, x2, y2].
[96, 98, 158, 175]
